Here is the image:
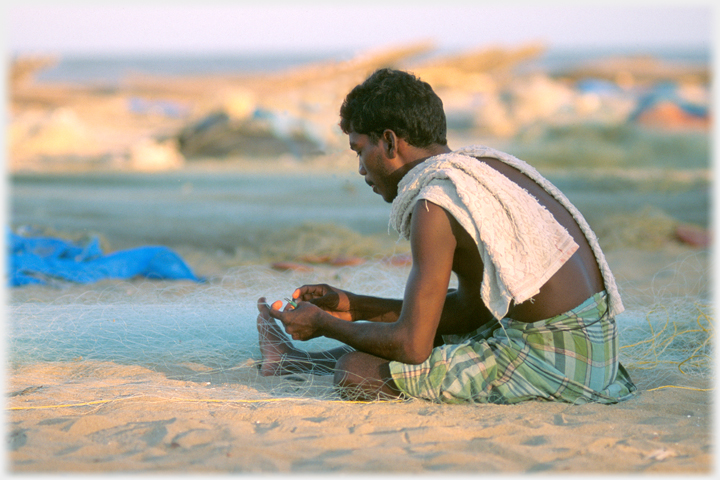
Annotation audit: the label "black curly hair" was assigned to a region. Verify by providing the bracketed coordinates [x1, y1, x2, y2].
[339, 68, 447, 148]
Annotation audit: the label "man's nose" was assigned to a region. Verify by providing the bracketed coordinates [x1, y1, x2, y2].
[358, 161, 366, 176]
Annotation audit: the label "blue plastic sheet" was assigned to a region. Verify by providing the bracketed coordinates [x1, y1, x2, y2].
[8, 230, 201, 287]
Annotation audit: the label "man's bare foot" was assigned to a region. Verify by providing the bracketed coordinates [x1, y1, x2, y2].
[256, 309, 309, 376]
[256, 298, 347, 376]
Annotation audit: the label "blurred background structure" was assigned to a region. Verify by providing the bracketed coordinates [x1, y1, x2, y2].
[7, 4, 711, 169]
[5, 3, 713, 268]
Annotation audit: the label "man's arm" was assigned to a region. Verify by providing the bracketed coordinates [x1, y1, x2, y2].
[292, 283, 404, 323]
[267, 200, 456, 364]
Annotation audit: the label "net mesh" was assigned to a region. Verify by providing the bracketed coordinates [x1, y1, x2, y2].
[7, 252, 713, 408]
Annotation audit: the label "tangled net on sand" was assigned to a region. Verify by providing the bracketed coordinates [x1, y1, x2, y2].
[619, 301, 713, 390]
[7, 254, 713, 409]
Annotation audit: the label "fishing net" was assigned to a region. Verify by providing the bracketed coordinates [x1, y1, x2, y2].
[614, 251, 713, 393]
[7, 261, 409, 406]
[6, 249, 713, 409]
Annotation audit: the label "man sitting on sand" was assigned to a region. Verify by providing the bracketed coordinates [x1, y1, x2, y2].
[256, 68, 636, 404]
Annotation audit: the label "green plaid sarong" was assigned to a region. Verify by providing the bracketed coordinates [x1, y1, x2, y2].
[388, 291, 636, 404]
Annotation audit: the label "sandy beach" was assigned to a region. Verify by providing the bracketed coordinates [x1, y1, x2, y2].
[6, 241, 713, 474]
[6, 364, 712, 474]
[6, 45, 713, 474]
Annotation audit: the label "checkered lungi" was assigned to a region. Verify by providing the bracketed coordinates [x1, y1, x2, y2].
[388, 291, 636, 404]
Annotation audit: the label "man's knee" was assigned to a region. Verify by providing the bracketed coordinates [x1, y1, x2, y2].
[333, 351, 363, 389]
[333, 351, 401, 401]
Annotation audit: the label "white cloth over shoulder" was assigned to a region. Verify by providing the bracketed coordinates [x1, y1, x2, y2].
[389, 145, 624, 320]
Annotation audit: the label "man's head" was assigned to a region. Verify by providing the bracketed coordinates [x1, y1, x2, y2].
[341, 69, 451, 203]
[339, 68, 447, 148]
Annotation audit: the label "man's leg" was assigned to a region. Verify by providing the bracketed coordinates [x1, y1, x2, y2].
[257, 313, 403, 400]
[257, 312, 351, 376]
[333, 351, 403, 401]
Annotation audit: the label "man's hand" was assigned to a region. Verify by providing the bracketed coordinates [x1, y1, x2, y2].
[292, 284, 354, 322]
[258, 296, 325, 341]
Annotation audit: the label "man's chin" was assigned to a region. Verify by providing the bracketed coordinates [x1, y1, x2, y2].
[381, 192, 397, 203]
[372, 185, 397, 203]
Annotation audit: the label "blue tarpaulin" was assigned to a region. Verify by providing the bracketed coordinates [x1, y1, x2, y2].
[8, 230, 201, 287]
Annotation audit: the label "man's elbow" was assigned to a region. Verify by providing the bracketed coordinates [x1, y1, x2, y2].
[397, 340, 433, 365]
[389, 323, 434, 365]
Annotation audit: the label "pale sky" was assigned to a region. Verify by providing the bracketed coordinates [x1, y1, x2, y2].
[5, 2, 714, 56]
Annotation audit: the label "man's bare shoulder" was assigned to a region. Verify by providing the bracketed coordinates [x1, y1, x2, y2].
[410, 199, 451, 232]
[409, 200, 457, 256]
[409, 199, 483, 281]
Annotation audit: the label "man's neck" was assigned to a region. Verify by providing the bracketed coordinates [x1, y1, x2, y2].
[388, 144, 452, 189]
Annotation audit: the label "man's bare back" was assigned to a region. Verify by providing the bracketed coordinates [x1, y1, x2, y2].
[458, 156, 606, 323]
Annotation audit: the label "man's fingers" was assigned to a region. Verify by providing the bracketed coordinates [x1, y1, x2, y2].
[257, 299, 279, 309]
[296, 284, 327, 300]
[257, 297, 285, 320]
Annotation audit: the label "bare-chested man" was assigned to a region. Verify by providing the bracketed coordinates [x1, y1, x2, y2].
[256, 69, 636, 404]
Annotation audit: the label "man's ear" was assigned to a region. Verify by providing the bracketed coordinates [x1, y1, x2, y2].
[382, 129, 398, 158]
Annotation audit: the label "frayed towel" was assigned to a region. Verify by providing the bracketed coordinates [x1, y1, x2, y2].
[389, 145, 623, 320]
